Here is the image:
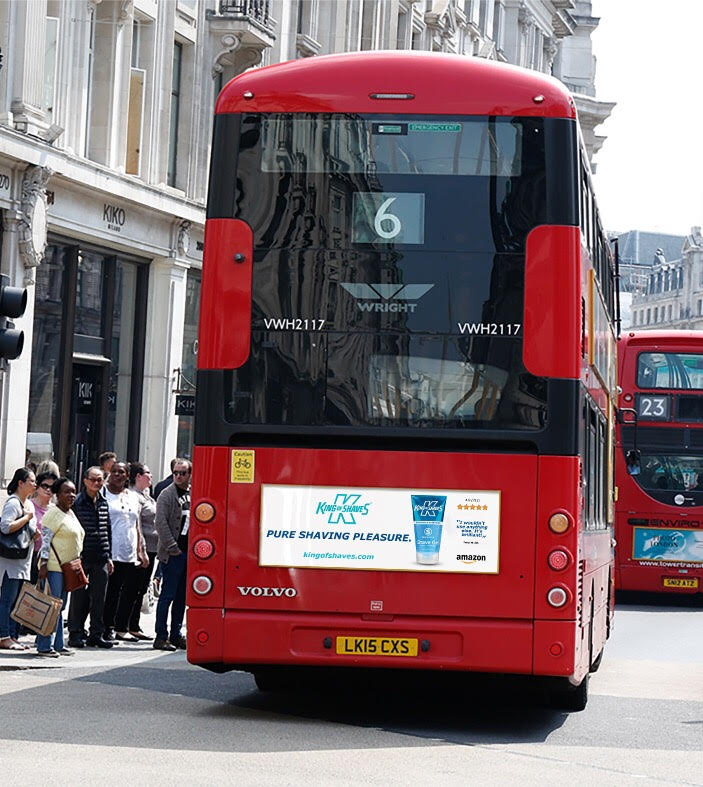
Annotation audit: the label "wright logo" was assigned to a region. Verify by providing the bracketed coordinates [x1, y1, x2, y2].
[340, 283, 434, 313]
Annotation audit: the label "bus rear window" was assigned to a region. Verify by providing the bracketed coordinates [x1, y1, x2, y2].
[259, 116, 524, 177]
[637, 352, 703, 390]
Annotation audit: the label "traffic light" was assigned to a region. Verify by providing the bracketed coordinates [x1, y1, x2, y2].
[0, 274, 27, 361]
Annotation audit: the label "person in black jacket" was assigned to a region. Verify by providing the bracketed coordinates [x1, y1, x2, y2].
[67, 466, 114, 649]
[153, 458, 177, 501]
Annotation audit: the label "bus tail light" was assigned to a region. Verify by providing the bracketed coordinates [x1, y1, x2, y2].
[194, 502, 216, 524]
[546, 587, 569, 608]
[548, 549, 570, 571]
[192, 576, 213, 595]
[548, 513, 570, 534]
[193, 539, 214, 560]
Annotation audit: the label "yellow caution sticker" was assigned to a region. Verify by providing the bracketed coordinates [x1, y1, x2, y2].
[231, 450, 255, 484]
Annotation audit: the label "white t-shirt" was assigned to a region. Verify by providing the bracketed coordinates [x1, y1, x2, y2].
[104, 488, 140, 564]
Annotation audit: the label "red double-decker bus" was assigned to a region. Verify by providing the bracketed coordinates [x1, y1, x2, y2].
[187, 52, 617, 710]
[615, 330, 703, 593]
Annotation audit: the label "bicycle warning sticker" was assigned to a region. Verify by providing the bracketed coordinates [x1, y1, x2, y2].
[231, 450, 255, 484]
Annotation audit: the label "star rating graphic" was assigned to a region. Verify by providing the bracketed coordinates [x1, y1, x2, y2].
[457, 503, 488, 511]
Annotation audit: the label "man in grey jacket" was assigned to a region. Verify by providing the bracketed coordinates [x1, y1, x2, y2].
[153, 459, 191, 651]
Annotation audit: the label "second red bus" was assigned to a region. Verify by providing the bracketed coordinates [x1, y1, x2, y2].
[616, 330, 703, 593]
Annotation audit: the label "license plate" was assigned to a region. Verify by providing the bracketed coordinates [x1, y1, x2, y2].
[663, 577, 699, 589]
[336, 636, 418, 657]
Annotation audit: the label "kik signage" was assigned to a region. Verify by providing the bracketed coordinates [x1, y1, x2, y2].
[175, 394, 195, 416]
[103, 202, 126, 233]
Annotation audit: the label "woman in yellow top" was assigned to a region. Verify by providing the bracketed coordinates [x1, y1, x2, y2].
[36, 478, 83, 657]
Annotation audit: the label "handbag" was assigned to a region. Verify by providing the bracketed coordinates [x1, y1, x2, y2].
[10, 578, 63, 636]
[50, 521, 89, 592]
[0, 496, 31, 559]
[0, 529, 30, 559]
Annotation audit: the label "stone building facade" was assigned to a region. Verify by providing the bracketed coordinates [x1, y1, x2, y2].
[631, 227, 703, 331]
[0, 0, 613, 483]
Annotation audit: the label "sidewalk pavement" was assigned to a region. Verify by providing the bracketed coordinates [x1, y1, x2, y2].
[0, 605, 186, 671]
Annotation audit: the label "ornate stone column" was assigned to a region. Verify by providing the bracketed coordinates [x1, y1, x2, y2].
[18, 166, 52, 285]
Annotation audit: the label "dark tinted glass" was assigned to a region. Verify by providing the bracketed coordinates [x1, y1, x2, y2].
[219, 113, 573, 431]
[234, 113, 547, 254]
[678, 396, 703, 421]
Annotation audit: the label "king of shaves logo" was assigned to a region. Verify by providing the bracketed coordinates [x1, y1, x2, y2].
[315, 493, 371, 524]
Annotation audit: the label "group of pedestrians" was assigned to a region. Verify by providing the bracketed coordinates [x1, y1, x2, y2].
[0, 453, 193, 657]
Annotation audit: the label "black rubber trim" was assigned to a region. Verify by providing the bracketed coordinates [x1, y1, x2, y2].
[195, 371, 581, 456]
[545, 118, 578, 226]
[207, 114, 241, 219]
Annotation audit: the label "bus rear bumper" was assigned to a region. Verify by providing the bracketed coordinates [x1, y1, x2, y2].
[187, 609, 580, 677]
[618, 565, 703, 593]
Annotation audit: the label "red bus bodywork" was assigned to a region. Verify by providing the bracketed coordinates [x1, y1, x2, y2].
[188, 52, 615, 708]
[616, 330, 703, 593]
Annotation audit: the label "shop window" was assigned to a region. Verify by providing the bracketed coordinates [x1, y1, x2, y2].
[75, 251, 104, 342]
[106, 262, 138, 460]
[176, 269, 201, 459]
[26, 246, 65, 466]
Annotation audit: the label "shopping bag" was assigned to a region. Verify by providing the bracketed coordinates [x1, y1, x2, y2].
[10, 579, 62, 636]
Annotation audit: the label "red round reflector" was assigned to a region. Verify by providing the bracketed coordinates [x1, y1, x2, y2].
[193, 539, 214, 560]
[549, 642, 563, 656]
[547, 587, 568, 608]
[196, 630, 209, 644]
[192, 575, 213, 595]
[548, 549, 570, 571]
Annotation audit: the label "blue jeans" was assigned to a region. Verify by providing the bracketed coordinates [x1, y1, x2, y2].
[36, 571, 66, 652]
[155, 552, 186, 641]
[0, 572, 23, 639]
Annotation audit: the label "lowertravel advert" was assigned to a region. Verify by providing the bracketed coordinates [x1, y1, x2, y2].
[259, 484, 501, 573]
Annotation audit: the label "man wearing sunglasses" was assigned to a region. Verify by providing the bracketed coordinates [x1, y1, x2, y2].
[153, 459, 192, 651]
[67, 466, 114, 649]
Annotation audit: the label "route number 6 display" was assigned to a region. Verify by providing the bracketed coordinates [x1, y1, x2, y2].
[352, 192, 425, 245]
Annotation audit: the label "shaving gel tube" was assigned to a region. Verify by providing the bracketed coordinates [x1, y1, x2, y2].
[411, 494, 447, 565]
